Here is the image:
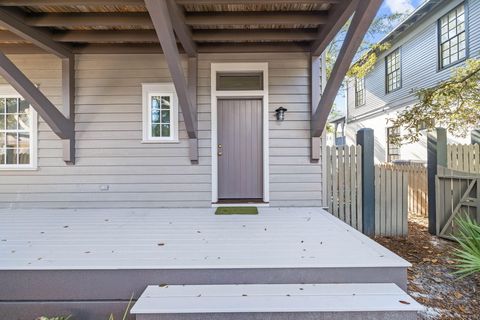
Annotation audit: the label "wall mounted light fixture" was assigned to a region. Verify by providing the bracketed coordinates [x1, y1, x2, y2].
[275, 106, 287, 121]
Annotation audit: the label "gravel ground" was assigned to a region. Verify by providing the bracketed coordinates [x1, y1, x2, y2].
[376, 213, 480, 320]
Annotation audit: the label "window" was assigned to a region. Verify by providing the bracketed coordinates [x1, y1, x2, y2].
[0, 96, 37, 169]
[385, 49, 401, 93]
[354, 77, 365, 107]
[439, 3, 466, 69]
[387, 126, 401, 162]
[216, 72, 263, 91]
[142, 83, 179, 142]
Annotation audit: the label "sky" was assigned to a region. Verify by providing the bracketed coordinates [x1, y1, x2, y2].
[332, 0, 424, 118]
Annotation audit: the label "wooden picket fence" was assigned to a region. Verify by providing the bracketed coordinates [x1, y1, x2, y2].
[447, 144, 480, 174]
[325, 145, 363, 231]
[374, 165, 409, 236]
[380, 163, 428, 216]
[435, 166, 480, 240]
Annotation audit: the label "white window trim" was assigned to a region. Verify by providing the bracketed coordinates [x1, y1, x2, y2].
[141, 83, 179, 143]
[211, 62, 270, 204]
[0, 86, 38, 171]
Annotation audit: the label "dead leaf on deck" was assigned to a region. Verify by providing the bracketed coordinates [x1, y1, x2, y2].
[454, 291, 463, 299]
[399, 300, 411, 305]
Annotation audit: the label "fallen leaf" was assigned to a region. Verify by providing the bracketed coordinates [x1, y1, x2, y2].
[399, 300, 411, 305]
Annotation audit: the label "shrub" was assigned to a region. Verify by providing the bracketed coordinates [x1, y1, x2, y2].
[453, 215, 480, 278]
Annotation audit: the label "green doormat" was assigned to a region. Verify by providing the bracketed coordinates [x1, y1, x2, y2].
[215, 207, 258, 215]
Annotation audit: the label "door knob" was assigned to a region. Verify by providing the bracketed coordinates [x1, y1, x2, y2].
[218, 151, 223, 156]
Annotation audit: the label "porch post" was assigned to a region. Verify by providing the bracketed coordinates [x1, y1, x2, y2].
[357, 128, 375, 236]
[427, 128, 447, 235]
[471, 129, 480, 145]
[311, 54, 321, 162]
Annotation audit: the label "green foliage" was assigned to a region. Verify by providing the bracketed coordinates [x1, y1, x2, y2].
[36, 316, 71, 320]
[347, 42, 391, 79]
[326, 12, 407, 80]
[390, 58, 480, 144]
[452, 215, 480, 278]
[108, 294, 134, 320]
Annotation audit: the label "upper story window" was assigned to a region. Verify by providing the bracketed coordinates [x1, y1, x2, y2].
[354, 77, 365, 107]
[0, 96, 37, 170]
[439, 3, 466, 69]
[142, 83, 179, 143]
[385, 49, 401, 93]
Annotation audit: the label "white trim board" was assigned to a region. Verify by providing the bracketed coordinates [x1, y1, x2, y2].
[210, 62, 270, 204]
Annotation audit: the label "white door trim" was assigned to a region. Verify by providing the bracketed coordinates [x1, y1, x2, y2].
[211, 62, 269, 204]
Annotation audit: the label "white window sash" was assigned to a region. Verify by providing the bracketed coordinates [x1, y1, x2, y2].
[0, 95, 38, 170]
[142, 83, 179, 143]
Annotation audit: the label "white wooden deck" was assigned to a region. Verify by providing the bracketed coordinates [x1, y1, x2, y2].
[0, 207, 408, 271]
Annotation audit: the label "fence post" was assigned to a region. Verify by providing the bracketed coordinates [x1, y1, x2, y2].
[471, 129, 480, 145]
[357, 128, 375, 236]
[427, 128, 447, 235]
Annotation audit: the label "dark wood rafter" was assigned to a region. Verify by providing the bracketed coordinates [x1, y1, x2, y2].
[0, 7, 76, 163]
[0, 52, 74, 140]
[0, 0, 340, 5]
[311, 0, 359, 56]
[24, 12, 328, 28]
[0, 8, 71, 59]
[5, 29, 318, 43]
[167, 0, 197, 57]
[311, 0, 383, 137]
[145, 0, 198, 162]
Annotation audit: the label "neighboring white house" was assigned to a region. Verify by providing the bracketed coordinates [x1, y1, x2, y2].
[344, 0, 478, 163]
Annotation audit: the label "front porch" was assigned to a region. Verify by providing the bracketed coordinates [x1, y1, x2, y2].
[0, 207, 411, 319]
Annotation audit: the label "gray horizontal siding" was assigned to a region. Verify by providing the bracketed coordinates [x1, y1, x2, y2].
[348, 0, 478, 120]
[0, 52, 324, 208]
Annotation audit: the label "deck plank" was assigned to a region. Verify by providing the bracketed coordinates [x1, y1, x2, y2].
[0, 207, 409, 270]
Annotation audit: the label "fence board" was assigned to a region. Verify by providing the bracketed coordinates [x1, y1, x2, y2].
[374, 165, 409, 237]
[447, 144, 480, 174]
[356, 146, 362, 232]
[325, 145, 362, 231]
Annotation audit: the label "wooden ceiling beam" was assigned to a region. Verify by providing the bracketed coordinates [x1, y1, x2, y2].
[25, 13, 153, 28]
[0, 0, 339, 5]
[24, 12, 328, 28]
[47, 29, 318, 43]
[0, 42, 311, 54]
[311, 0, 383, 137]
[0, 0, 143, 5]
[0, 7, 72, 59]
[187, 12, 328, 26]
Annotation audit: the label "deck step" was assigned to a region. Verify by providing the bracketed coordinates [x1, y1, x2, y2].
[131, 283, 422, 320]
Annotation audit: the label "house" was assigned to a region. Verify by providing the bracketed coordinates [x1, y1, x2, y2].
[345, 0, 478, 163]
[0, 1, 422, 319]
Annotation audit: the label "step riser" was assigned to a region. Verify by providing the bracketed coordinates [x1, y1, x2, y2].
[0, 267, 407, 301]
[137, 312, 418, 320]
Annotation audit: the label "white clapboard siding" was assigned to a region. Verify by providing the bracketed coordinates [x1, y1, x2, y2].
[347, 0, 478, 120]
[374, 165, 409, 237]
[325, 145, 362, 231]
[0, 52, 324, 209]
[447, 144, 480, 174]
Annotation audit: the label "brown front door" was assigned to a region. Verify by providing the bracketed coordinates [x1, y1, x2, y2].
[217, 98, 263, 200]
